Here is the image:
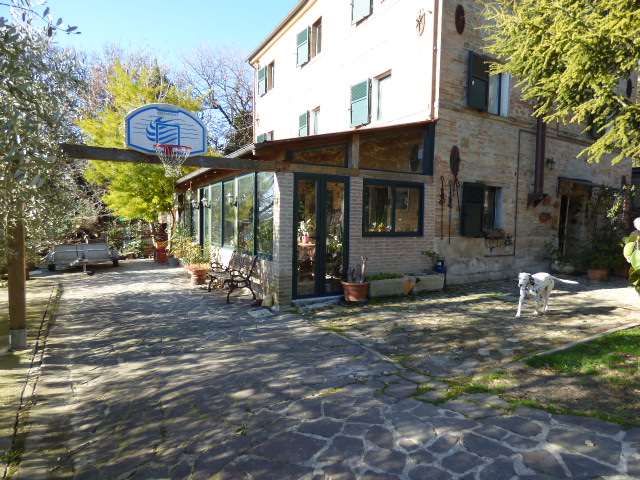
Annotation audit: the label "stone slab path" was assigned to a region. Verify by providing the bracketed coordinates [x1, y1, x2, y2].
[10, 261, 640, 479]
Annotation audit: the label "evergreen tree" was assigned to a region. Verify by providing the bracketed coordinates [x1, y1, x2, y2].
[79, 62, 201, 225]
[484, 0, 640, 165]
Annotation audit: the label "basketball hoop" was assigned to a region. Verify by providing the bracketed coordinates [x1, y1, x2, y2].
[154, 144, 192, 178]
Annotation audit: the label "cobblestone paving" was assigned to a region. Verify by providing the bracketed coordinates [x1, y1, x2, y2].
[13, 261, 640, 479]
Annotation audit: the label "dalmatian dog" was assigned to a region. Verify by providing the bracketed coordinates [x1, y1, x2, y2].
[516, 272, 579, 318]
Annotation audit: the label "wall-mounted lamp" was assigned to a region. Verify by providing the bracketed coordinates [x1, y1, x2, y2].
[191, 199, 199, 209]
[545, 157, 556, 170]
[201, 197, 210, 209]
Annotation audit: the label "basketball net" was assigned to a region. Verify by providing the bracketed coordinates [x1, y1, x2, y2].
[154, 144, 192, 178]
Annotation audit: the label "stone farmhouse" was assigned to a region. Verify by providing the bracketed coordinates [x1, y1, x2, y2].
[176, 0, 633, 305]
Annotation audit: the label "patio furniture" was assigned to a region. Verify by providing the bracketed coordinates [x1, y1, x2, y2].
[206, 251, 238, 292]
[222, 256, 258, 303]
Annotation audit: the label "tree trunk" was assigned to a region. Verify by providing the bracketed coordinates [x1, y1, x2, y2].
[7, 212, 27, 351]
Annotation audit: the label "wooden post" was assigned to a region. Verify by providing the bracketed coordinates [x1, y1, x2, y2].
[7, 212, 27, 351]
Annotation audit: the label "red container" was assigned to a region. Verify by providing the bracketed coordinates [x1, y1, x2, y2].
[341, 281, 369, 302]
[156, 247, 167, 264]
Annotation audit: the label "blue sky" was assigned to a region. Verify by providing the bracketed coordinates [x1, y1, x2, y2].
[1, 1, 296, 62]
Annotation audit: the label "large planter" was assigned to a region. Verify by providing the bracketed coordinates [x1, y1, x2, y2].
[342, 281, 369, 302]
[413, 273, 445, 293]
[369, 277, 411, 298]
[186, 264, 209, 285]
[587, 268, 609, 281]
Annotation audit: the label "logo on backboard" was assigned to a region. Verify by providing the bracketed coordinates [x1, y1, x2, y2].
[125, 103, 207, 155]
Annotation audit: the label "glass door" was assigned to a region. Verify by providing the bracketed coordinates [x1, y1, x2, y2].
[294, 175, 348, 298]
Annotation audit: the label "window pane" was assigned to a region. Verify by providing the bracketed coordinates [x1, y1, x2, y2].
[488, 75, 500, 115]
[202, 188, 210, 245]
[377, 75, 390, 120]
[483, 187, 495, 231]
[237, 175, 254, 253]
[257, 172, 274, 256]
[364, 184, 392, 233]
[291, 144, 347, 167]
[395, 187, 421, 233]
[499, 74, 510, 116]
[211, 183, 222, 245]
[359, 128, 424, 173]
[191, 199, 198, 241]
[223, 180, 237, 247]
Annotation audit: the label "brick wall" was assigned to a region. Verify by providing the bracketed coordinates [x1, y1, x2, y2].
[430, 0, 632, 283]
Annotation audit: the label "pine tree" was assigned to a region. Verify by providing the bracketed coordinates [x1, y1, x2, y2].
[483, 0, 640, 165]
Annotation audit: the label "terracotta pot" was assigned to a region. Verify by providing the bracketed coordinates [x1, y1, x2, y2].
[341, 281, 369, 302]
[190, 267, 209, 285]
[587, 268, 609, 281]
[155, 247, 167, 264]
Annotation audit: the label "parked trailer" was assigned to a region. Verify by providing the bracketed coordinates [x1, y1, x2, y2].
[46, 243, 119, 271]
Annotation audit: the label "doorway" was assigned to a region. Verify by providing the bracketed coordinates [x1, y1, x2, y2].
[293, 175, 349, 298]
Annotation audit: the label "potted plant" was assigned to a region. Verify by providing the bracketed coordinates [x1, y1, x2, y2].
[368, 272, 408, 298]
[183, 243, 211, 285]
[298, 218, 315, 244]
[341, 256, 369, 302]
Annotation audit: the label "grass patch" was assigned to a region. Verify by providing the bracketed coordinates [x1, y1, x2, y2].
[439, 371, 511, 402]
[504, 396, 638, 428]
[321, 324, 347, 334]
[526, 327, 640, 387]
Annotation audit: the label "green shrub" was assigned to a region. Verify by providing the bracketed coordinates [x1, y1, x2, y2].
[367, 272, 404, 281]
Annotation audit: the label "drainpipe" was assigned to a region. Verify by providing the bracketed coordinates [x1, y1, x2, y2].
[528, 117, 546, 206]
[429, 0, 441, 121]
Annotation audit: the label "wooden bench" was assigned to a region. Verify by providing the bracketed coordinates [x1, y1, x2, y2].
[207, 253, 258, 303]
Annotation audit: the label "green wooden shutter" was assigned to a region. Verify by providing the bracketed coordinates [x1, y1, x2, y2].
[256, 133, 267, 143]
[352, 0, 372, 23]
[258, 67, 267, 96]
[351, 80, 371, 127]
[461, 183, 485, 237]
[296, 28, 310, 66]
[468, 52, 489, 111]
[298, 111, 309, 137]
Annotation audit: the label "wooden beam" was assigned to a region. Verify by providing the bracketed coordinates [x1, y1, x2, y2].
[60, 144, 276, 171]
[7, 211, 26, 350]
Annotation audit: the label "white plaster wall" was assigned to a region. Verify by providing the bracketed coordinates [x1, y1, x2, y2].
[252, 0, 438, 140]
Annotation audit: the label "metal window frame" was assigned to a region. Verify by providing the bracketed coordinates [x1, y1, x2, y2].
[362, 179, 424, 237]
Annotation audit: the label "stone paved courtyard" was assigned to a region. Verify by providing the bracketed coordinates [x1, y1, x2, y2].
[8, 260, 640, 479]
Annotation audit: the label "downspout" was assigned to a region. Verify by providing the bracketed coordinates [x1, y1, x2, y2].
[528, 117, 546, 206]
[429, 0, 441, 121]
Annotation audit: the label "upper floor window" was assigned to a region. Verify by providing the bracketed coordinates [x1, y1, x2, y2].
[352, 0, 372, 24]
[299, 111, 310, 137]
[350, 79, 371, 127]
[467, 52, 510, 117]
[376, 72, 391, 121]
[256, 131, 273, 143]
[312, 107, 320, 135]
[311, 18, 322, 58]
[297, 28, 310, 66]
[297, 18, 323, 67]
[258, 62, 275, 96]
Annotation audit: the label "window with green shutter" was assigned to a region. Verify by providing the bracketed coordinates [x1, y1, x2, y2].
[256, 133, 268, 143]
[352, 0, 372, 24]
[351, 80, 371, 127]
[467, 52, 489, 111]
[258, 66, 267, 96]
[299, 111, 309, 137]
[296, 28, 310, 66]
[461, 183, 485, 237]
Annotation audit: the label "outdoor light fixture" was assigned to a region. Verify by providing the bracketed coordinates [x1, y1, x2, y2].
[201, 197, 210, 209]
[191, 199, 199, 209]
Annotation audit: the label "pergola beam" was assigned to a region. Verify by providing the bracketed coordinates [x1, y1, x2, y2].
[60, 144, 276, 171]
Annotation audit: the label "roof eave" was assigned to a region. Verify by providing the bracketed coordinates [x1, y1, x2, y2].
[247, 0, 309, 64]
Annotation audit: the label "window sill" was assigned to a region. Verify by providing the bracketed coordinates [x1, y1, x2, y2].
[362, 231, 424, 238]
